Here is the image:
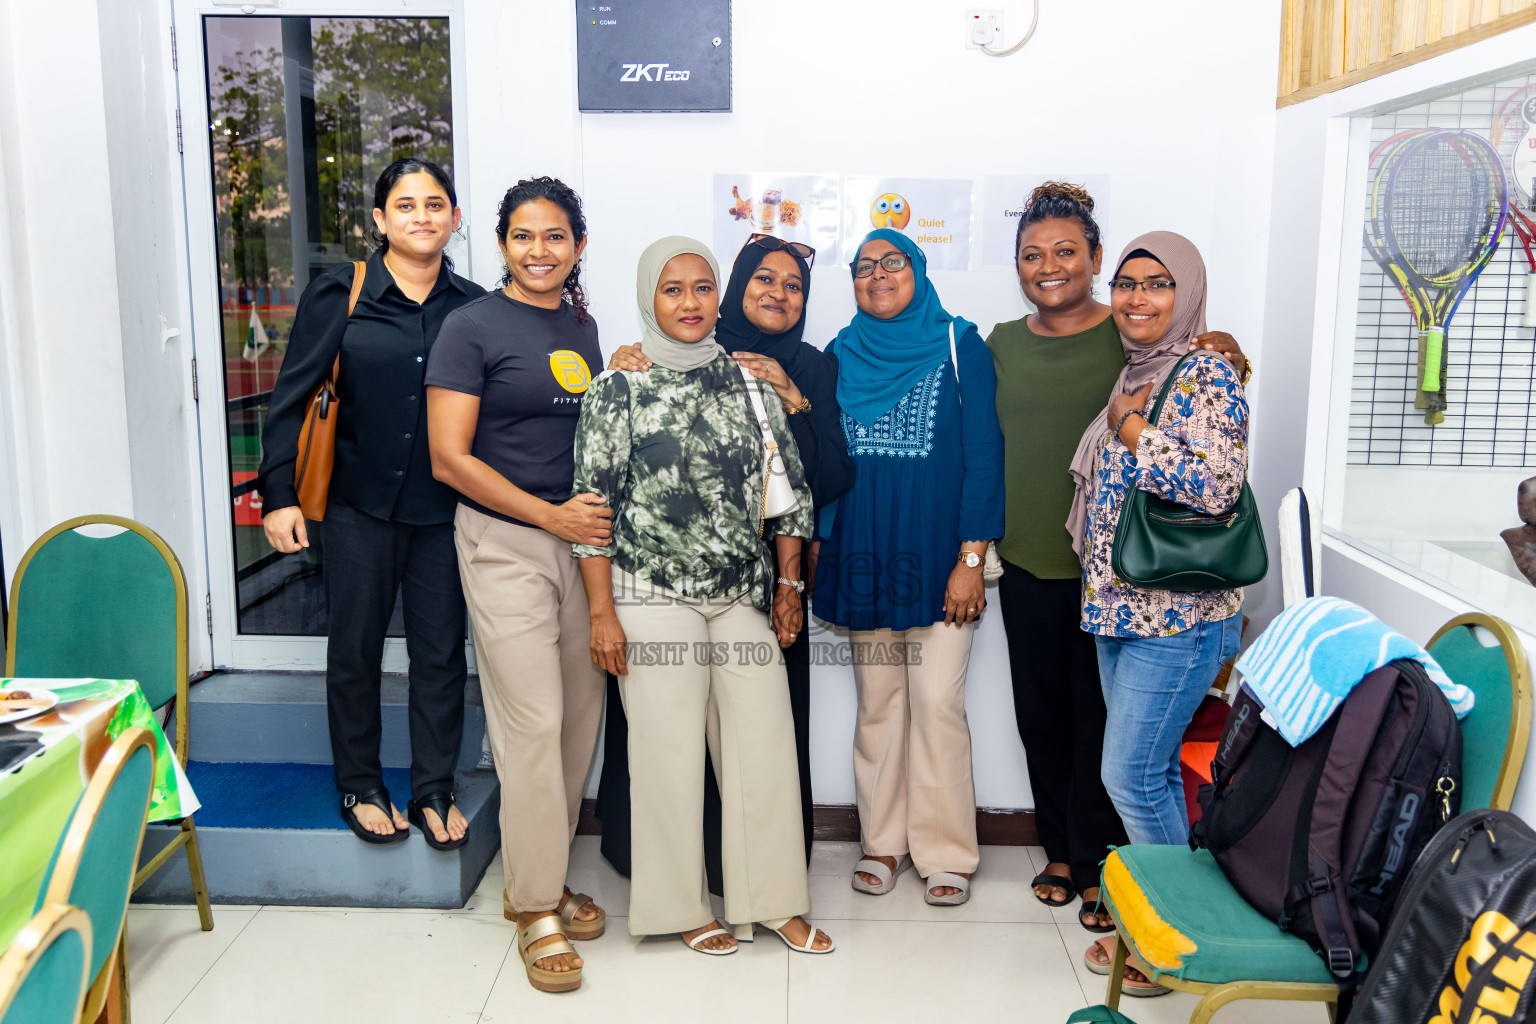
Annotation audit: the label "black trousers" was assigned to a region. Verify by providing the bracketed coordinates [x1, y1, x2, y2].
[595, 588, 815, 887]
[996, 559, 1127, 891]
[324, 502, 467, 799]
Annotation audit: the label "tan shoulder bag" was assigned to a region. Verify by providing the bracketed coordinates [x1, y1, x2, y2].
[293, 261, 366, 521]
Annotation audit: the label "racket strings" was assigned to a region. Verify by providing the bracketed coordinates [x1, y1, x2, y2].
[1388, 139, 1498, 281]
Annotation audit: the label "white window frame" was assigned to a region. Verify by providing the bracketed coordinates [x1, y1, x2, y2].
[173, 0, 471, 670]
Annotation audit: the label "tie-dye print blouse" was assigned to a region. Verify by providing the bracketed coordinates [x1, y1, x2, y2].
[1081, 352, 1248, 639]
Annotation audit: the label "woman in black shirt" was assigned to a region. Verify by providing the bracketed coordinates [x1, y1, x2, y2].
[257, 158, 485, 847]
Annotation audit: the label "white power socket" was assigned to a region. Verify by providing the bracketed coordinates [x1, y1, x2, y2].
[966, 9, 1004, 49]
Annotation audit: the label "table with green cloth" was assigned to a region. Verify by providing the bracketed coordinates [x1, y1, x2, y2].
[0, 677, 200, 949]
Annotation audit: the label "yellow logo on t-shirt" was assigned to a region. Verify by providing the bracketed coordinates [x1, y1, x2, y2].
[549, 350, 592, 394]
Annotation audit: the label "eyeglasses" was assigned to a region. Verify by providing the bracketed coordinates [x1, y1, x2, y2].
[850, 252, 910, 279]
[748, 233, 816, 268]
[1108, 278, 1176, 294]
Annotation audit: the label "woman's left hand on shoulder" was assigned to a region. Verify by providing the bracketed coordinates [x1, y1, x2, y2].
[1189, 331, 1248, 380]
[943, 563, 986, 626]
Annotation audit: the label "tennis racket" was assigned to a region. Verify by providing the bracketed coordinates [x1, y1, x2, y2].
[1364, 129, 1509, 424]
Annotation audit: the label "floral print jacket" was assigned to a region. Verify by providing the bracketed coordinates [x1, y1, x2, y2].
[1081, 352, 1248, 639]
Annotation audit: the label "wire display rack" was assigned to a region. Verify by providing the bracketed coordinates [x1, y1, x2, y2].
[1351, 75, 1536, 467]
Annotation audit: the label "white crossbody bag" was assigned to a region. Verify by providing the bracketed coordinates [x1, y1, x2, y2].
[739, 365, 801, 536]
[948, 322, 1005, 582]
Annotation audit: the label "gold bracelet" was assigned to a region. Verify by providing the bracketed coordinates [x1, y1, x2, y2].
[788, 397, 811, 415]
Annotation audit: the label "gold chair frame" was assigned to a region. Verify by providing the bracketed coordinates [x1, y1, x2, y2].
[5, 515, 214, 933]
[0, 904, 93, 1024]
[41, 727, 156, 1024]
[1104, 611, 1532, 1023]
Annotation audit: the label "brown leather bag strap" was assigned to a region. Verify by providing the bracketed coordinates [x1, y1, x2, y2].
[327, 261, 365, 384]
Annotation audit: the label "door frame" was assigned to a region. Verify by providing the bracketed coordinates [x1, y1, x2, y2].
[173, 0, 471, 670]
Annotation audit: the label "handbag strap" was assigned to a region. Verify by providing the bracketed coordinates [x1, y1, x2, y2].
[738, 364, 779, 449]
[1144, 350, 1200, 428]
[326, 260, 367, 385]
[948, 321, 961, 402]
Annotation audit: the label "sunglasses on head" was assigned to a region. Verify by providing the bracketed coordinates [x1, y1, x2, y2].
[747, 233, 816, 268]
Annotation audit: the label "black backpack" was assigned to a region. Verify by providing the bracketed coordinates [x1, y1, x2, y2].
[1192, 658, 1463, 982]
[1349, 811, 1536, 1024]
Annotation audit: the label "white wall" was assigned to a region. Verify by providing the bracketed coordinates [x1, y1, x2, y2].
[0, 0, 135, 569]
[555, 0, 1283, 805]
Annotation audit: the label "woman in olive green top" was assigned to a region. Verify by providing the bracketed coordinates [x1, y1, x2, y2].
[987, 183, 1249, 950]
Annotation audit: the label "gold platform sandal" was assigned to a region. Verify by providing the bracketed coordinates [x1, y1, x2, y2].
[517, 915, 582, 993]
[503, 889, 606, 941]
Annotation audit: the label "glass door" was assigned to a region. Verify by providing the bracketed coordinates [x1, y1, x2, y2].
[179, 2, 467, 667]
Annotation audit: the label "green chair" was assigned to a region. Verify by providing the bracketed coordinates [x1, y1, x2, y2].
[1100, 612, 1531, 1024]
[35, 728, 156, 1024]
[5, 515, 213, 932]
[0, 904, 92, 1024]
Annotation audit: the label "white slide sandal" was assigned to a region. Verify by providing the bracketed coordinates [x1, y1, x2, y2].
[851, 854, 911, 895]
[760, 918, 835, 954]
[924, 871, 972, 906]
[685, 927, 738, 956]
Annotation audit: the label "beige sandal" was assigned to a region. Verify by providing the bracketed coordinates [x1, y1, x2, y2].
[559, 890, 605, 940]
[517, 914, 582, 993]
[503, 890, 606, 941]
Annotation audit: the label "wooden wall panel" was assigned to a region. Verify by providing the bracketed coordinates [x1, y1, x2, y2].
[1279, 0, 1536, 105]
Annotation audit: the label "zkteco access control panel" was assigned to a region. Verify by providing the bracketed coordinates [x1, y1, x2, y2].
[576, 0, 732, 112]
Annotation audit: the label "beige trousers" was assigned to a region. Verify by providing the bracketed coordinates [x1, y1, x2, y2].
[454, 505, 605, 912]
[850, 621, 980, 878]
[612, 569, 809, 935]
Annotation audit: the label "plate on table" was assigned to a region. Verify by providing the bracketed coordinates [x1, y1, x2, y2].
[0, 687, 58, 726]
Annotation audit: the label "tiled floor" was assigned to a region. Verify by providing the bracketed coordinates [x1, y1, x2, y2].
[127, 838, 1329, 1024]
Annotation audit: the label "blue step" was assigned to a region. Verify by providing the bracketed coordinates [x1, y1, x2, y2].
[134, 762, 500, 909]
[173, 671, 488, 770]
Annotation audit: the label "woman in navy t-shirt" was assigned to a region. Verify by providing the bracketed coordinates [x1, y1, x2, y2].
[426, 178, 609, 994]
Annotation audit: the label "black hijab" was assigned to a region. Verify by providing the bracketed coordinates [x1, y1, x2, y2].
[717, 238, 853, 513]
[717, 239, 813, 370]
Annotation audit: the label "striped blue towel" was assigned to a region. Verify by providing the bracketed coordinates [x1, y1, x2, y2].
[1235, 596, 1474, 746]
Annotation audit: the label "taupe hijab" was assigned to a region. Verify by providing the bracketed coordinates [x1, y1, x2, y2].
[1066, 231, 1208, 557]
[636, 236, 723, 372]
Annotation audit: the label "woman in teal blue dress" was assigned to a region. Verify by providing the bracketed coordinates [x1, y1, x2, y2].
[813, 228, 1004, 906]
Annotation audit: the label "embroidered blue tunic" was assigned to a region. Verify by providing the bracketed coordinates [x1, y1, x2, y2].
[813, 327, 1006, 632]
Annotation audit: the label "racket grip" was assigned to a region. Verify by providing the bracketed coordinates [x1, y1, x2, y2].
[1421, 328, 1444, 393]
[1525, 273, 1536, 329]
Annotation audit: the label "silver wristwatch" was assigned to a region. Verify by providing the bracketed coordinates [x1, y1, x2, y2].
[958, 551, 981, 569]
[777, 576, 806, 594]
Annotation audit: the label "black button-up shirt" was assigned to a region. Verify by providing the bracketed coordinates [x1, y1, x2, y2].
[256, 250, 486, 525]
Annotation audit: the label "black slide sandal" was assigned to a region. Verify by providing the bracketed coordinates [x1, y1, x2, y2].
[409, 791, 468, 851]
[1079, 894, 1117, 933]
[1030, 873, 1077, 907]
[341, 787, 408, 845]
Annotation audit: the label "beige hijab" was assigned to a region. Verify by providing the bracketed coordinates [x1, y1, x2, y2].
[635, 236, 723, 372]
[1065, 231, 1209, 557]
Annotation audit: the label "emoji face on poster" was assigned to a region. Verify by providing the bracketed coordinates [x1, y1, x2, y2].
[870, 193, 910, 230]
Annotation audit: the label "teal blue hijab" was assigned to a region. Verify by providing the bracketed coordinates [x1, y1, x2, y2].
[829, 229, 975, 426]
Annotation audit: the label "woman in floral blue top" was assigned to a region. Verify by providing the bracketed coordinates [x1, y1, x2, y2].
[1065, 231, 1247, 855]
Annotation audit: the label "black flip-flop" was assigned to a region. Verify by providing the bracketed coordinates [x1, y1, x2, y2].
[409, 791, 468, 851]
[1078, 893, 1117, 933]
[341, 787, 408, 845]
[1030, 872, 1077, 907]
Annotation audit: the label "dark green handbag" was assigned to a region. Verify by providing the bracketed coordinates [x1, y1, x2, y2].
[1110, 353, 1268, 591]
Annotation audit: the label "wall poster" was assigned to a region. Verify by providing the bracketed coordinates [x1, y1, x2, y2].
[841, 176, 973, 271]
[712, 173, 840, 266]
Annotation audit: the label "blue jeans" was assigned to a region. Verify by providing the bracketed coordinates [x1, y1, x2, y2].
[1096, 615, 1241, 846]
